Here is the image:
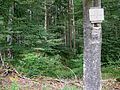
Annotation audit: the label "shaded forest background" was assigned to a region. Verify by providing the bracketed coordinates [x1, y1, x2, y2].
[0, 0, 120, 79]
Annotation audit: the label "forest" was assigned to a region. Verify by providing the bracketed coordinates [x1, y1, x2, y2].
[0, 0, 120, 90]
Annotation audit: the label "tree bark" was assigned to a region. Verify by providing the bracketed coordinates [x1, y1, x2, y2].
[27, 8, 32, 21]
[44, 0, 47, 31]
[67, 0, 72, 49]
[72, 0, 76, 55]
[83, 0, 102, 90]
[55, 4, 58, 26]
[0, 51, 4, 67]
[7, 1, 14, 59]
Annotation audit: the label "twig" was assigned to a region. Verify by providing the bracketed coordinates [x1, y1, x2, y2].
[63, 65, 78, 80]
[0, 51, 4, 67]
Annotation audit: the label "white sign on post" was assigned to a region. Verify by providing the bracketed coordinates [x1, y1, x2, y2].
[89, 8, 104, 23]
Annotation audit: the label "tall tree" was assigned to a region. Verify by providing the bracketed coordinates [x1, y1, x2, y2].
[67, 0, 72, 49]
[7, 1, 14, 59]
[44, 0, 47, 31]
[83, 0, 102, 90]
[72, 0, 76, 55]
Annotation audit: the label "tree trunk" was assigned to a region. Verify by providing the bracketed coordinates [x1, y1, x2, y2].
[72, 0, 76, 55]
[44, 0, 47, 31]
[67, 0, 72, 49]
[27, 8, 32, 21]
[83, 0, 102, 90]
[0, 51, 4, 67]
[7, 1, 14, 59]
[55, 4, 58, 26]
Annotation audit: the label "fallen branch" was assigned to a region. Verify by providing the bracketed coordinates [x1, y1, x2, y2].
[63, 65, 78, 80]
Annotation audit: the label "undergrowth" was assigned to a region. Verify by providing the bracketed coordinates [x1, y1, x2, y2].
[12, 52, 83, 79]
[9, 50, 120, 80]
[102, 60, 120, 79]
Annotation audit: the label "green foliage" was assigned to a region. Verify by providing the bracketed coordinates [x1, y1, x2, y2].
[59, 86, 82, 90]
[43, 87, 50, 90]
[102, 60, 120, 79]
[17, 53, 63, 78]
[102, 0, 120, 62]
[10, 81, 20, 90]
[13, 52, 83, 79]
[67, 54, 83, 78]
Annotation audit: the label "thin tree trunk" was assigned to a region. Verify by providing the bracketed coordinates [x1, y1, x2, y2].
[65, 20, 68, 47]
[77, 26, 79, 50]
[83, 0, 102, 90]
[70, 0, 72, 49]
[72, 0, 76, 55]
[0, 51, 4, 67]
[55, 4, 58, 26]
[66, 21, 69, 46]
[66, 2, 70, 47]
[7, 1, 14, 59]
[68, 0, 72, 49]
[64, 21, 67, 46]
[27, 8, 32, 21]
[48, 7, 52, 27]
[44, 0, 47, 31]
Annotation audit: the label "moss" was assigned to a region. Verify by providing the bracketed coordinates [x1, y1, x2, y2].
[32, 79, 39, 82]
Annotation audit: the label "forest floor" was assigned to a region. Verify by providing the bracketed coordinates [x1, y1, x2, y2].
[0, 68, 120, 90]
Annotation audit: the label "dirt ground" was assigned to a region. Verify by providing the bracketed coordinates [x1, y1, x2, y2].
[0, 69, 120, 90]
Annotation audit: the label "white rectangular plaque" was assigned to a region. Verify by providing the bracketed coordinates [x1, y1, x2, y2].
[89, 8, 104, 23]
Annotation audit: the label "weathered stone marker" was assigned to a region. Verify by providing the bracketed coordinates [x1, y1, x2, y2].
[83, 0, 104, 90]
